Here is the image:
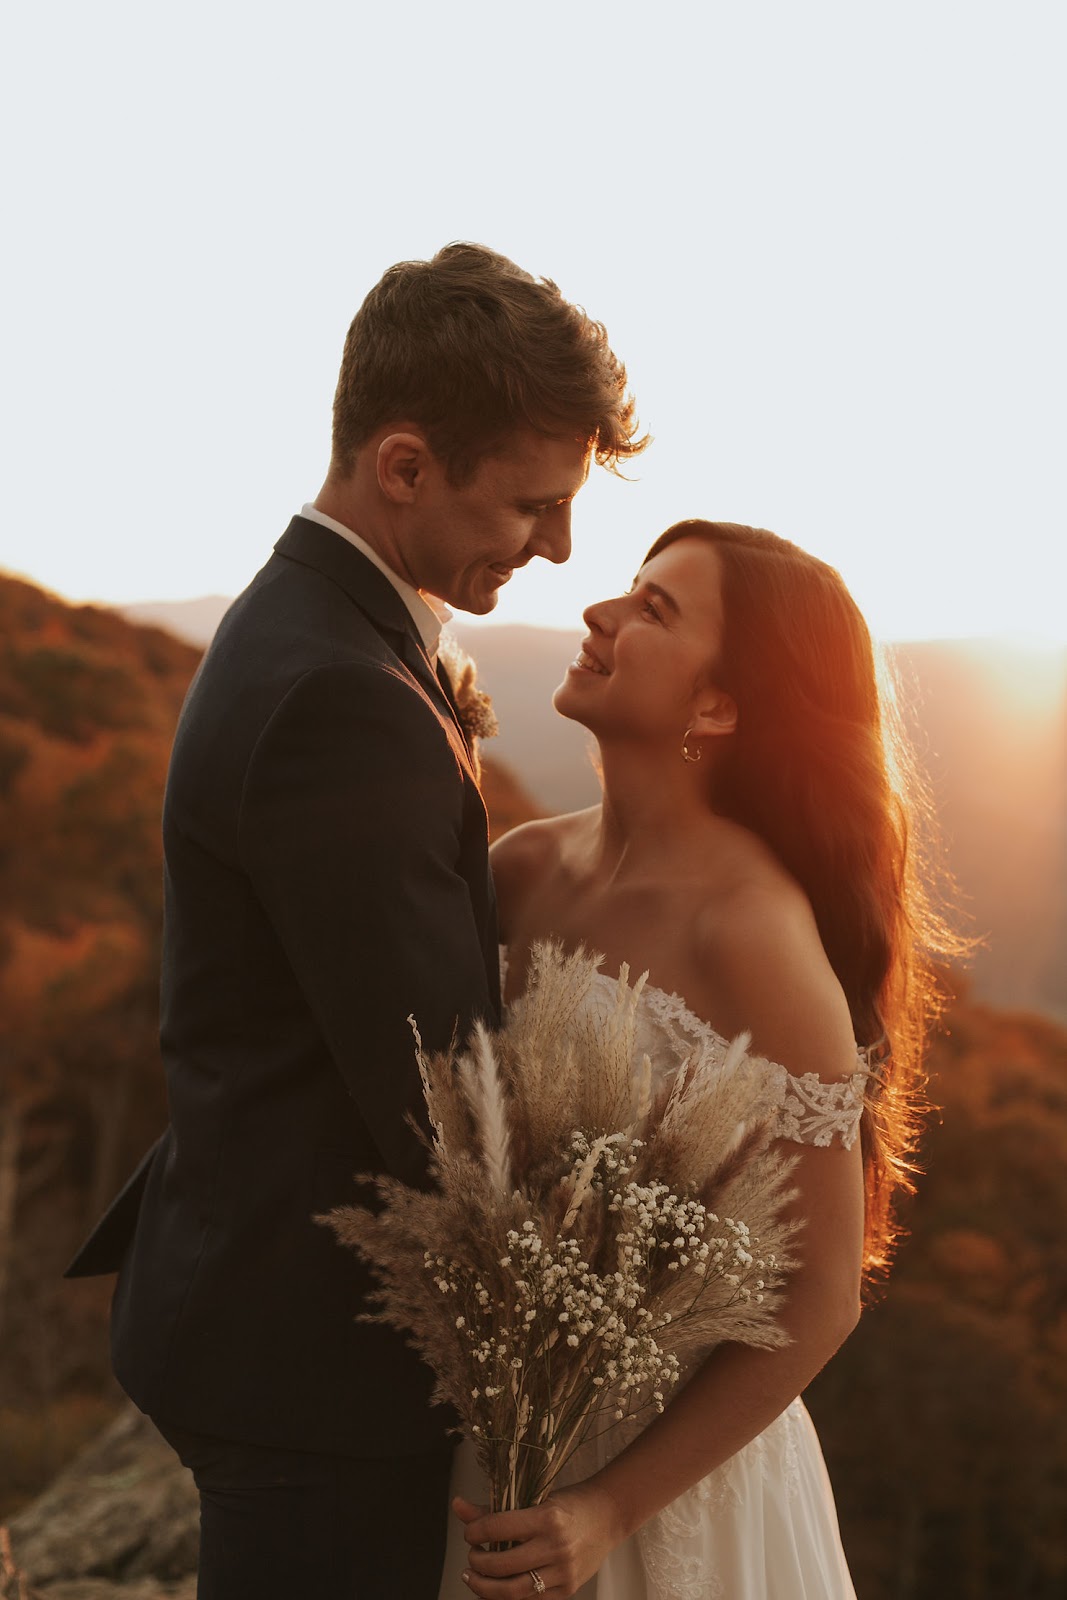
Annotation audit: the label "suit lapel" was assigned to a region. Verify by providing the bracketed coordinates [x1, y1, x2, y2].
[434, 657, 474, 758]
[276, 517, 414, 643]
[274, 517, 474, 771]
[395, 629, 474, 759]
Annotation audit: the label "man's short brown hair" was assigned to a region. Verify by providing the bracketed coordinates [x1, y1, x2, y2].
[330, 242, 647, 482]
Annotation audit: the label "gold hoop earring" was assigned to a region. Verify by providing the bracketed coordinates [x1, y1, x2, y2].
[681, 727, 702, 763]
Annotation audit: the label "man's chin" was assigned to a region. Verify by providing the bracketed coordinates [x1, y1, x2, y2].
[452, 591, 499, 618]
[465, 579, 504, 616]
[444, 568, 509, 616]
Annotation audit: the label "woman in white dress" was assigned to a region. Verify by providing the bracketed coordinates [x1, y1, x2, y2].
[440, 521, 944, 1600]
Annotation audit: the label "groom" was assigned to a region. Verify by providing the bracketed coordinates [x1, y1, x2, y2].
[66, 243, 645, 1598]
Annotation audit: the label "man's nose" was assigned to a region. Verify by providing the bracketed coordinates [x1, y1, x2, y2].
[530, 502, 572, 565]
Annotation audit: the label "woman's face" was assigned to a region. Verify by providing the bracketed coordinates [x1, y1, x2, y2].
[553, 535, 730, 747]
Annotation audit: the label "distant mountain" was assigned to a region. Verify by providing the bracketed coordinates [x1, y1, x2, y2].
[123, 595, 232, 646]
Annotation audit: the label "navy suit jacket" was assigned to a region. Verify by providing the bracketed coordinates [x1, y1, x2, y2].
[66, 517, 500, 1458]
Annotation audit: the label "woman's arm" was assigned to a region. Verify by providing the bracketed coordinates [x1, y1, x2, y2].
[457, 894, 865, 1598]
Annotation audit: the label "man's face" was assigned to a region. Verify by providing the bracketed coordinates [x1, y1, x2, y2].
[401, 431, 591, 615]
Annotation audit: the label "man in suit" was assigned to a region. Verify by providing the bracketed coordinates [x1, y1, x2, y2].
[66, 242, 645, 1598]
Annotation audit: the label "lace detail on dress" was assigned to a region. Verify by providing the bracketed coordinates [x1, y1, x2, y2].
[772, 1066, 868, 1150]
[634, 1400, 810, 1599]
[641, 1532, 726, 1600]
[615, 974, 870, 1152]
[637, 981, 724, 1058]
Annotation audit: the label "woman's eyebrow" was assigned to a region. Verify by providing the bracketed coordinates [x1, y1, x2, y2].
[636, 580, 681, 616]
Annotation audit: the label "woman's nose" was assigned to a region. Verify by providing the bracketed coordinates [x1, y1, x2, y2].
[582, 595, 617, 633]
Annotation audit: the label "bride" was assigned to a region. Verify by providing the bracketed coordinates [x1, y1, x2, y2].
[438, 520, 943, 1599]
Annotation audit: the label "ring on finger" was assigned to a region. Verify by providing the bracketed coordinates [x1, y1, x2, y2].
[529, 1571, 546, 1596]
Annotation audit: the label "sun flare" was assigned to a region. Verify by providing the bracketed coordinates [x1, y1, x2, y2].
[953, 639, 1067, 722]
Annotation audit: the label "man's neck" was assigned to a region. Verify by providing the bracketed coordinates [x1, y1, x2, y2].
[312, 480, 411, 581]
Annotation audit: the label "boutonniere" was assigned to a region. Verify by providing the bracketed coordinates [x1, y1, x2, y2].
[436, 634, 499, 748]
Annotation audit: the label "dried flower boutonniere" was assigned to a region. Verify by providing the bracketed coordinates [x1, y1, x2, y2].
[437, 635, 498, 776]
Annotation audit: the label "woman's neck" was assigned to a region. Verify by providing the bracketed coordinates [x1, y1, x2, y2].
[590, 739, 734, 883]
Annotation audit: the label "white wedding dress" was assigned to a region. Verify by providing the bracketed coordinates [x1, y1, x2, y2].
[438, 969, 865, 1600]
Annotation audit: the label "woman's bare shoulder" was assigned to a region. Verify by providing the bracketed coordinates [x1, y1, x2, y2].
[490, 809, 599, 933]
[695, 870, 856, 1081]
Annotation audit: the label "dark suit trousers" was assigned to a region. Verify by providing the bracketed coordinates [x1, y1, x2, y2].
[157, 1421, 454, 1599]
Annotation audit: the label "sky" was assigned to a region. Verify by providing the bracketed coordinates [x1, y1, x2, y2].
[2, 1, 1064, 644]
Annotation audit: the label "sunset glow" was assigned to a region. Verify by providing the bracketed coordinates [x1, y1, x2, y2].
[954, 637, 1067, 721]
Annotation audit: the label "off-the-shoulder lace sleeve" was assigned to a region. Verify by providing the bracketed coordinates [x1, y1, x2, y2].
[637, 982, 870, 1151]
[769, 1065, 869, 1150]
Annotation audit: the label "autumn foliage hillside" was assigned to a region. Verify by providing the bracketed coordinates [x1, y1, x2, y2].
[0, 577, 205, 1474]
[0, 578, 201, 1214]
[0, 572, 1064, 1596]
[806, 997, 1067, 1597]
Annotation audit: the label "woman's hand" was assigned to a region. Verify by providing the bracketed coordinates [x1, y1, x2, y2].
[453, 1481, 624, 1599]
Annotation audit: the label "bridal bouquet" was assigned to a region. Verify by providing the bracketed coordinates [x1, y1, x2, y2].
[323, 942, 798, 1512]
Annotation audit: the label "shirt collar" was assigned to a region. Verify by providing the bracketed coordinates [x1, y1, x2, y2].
[299, 503, 452, 658]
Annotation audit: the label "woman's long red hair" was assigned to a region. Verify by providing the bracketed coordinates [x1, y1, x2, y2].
[645, 521, 960, 1280]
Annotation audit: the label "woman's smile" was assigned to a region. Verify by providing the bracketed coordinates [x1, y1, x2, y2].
[570, 645, 610, 676]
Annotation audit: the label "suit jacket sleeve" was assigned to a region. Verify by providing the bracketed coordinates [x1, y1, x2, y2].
[238, 658, 492, 1187]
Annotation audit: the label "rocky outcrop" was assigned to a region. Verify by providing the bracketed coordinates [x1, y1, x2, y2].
[3, 1407, 196, 1598]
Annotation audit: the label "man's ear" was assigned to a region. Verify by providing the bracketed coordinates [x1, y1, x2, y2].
[690, 687, 738, 740]
[376, 431, 432, 503]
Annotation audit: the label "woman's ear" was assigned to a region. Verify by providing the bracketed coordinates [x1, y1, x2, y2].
[690, 687, 738, 740]
[376, 431, 432, 503]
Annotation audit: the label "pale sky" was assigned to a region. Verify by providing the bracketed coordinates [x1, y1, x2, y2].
[2, 1, 1064, 643]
